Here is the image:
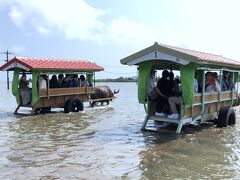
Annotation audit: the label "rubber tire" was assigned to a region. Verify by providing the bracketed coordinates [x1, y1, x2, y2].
[228, 108, 236, 125]
[64, 99, 71, 113]
[90, 101, 96, 108]
[64, 98, 84, 113]
[217, 106, 235, 127]
[40, 107, 51, 113]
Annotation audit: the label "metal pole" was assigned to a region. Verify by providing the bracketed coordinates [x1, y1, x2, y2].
[201, 70, 205, 115]
[6, 50, 9, 89]
[1, 50, 13, 90]
[94, 72, 95, 86]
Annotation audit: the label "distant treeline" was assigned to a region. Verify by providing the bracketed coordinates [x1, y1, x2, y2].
[95, 76, 138, 82]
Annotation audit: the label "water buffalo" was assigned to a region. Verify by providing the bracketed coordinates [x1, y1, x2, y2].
[90, 86, 119, 107]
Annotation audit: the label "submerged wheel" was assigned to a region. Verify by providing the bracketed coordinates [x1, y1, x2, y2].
[228, 108, 236, 125]
[64, 98, 84, 113]
[40, 107, 51, 113]
[35, 107, 51, 114]
[90, 101, 96, 107]
[217, 106, 235, 127]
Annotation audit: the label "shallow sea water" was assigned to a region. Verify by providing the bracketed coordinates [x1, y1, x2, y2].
[0, 82, 240, 179]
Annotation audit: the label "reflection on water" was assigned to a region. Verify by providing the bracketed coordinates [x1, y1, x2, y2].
[140, 126, 240, 179]
[1, 82, 240, 179]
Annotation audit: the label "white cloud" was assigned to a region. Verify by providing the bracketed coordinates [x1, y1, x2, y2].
[107, 16, 159, 46]
[8, 5, 25, 27]
[36, 26, 50, 35]
[3, 0, 108, 42]
[32, 0, 108, 41]
[2, 0, 162, 46]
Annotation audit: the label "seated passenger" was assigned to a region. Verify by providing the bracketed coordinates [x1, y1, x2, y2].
[79, 75, 88, 87]
[169, 71, 176, 97]
[72, 74, 79, 87]
[58, 74, 66, 88]
[167, 77, 198, 119]
[172, 79, 181, 96]
[221, 71, 234, 91]
[49, 75, 59, 88]
[155, 70, 172, 116]
[213, 72, 219, 82]
[19, 73, 31, 105]
[19, 73, 29, 89]
[205, 72, 220, 92]
[147, 70, 158, 101]
[194, 77, 198, 94]
[66, 74, 74, 87]
[167, 79, 182, 119]
[38, 75, 47, 90]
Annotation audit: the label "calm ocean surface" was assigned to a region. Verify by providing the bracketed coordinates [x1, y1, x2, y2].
[0, 82, 240, 179]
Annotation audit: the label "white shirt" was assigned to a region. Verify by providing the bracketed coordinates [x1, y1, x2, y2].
[206, 80, 220, 92]
[148, 77, 156, 95]
[194, 78, 198, 94]
[215, 80, 221, 92]
[80, 80, 88, 87]
[39, 77, 47, 90]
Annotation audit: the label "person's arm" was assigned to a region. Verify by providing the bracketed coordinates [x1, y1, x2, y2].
[212, 80, 220, 92]
[153, 86, 168, 98]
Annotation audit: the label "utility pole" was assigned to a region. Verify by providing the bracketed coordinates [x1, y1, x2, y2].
[1, 50, 14, 89]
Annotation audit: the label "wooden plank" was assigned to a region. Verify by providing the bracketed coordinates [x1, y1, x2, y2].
[34, 94, 90, 108]
[205, 93, 218, 102]
[39, 87, 93, 97]
[193, 91, 236, 104]
[193, 94, 201, 104]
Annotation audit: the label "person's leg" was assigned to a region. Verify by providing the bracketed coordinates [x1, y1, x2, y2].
[148, 100, 157, 115]
[156, 96, 163, 112]
[169, 97, 178, 113]
[168, 97, 182, 119]
[156, 96, 167, 116]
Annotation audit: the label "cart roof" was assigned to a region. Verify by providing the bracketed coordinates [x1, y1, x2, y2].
[120, 42, 240, 68]
[0, 56, 104, 72]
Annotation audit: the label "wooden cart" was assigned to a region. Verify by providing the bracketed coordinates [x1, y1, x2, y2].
[120, 42, 240, 133]
[0, 57, 104, 115]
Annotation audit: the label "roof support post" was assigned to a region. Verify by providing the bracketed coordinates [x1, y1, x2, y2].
[201, 69, 205, 116]
[47, 73, 49, 99]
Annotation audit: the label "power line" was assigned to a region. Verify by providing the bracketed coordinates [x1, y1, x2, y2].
[101, 70, 137, 75]
[1, 50, 14, 89]
[98, 63, 135, 68]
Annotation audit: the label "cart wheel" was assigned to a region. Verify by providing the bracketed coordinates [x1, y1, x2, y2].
[228, 108, 236, 125]
[40, 107, 51, 113]
[217, 106, 235, 127]
[90, 101, 95, 107]
[70, 98, 84, 112]
[64, 99, 71, 113]
[64, 98, 84, 113]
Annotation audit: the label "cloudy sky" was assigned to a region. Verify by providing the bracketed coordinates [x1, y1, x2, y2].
[1, 0, 240, 81]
